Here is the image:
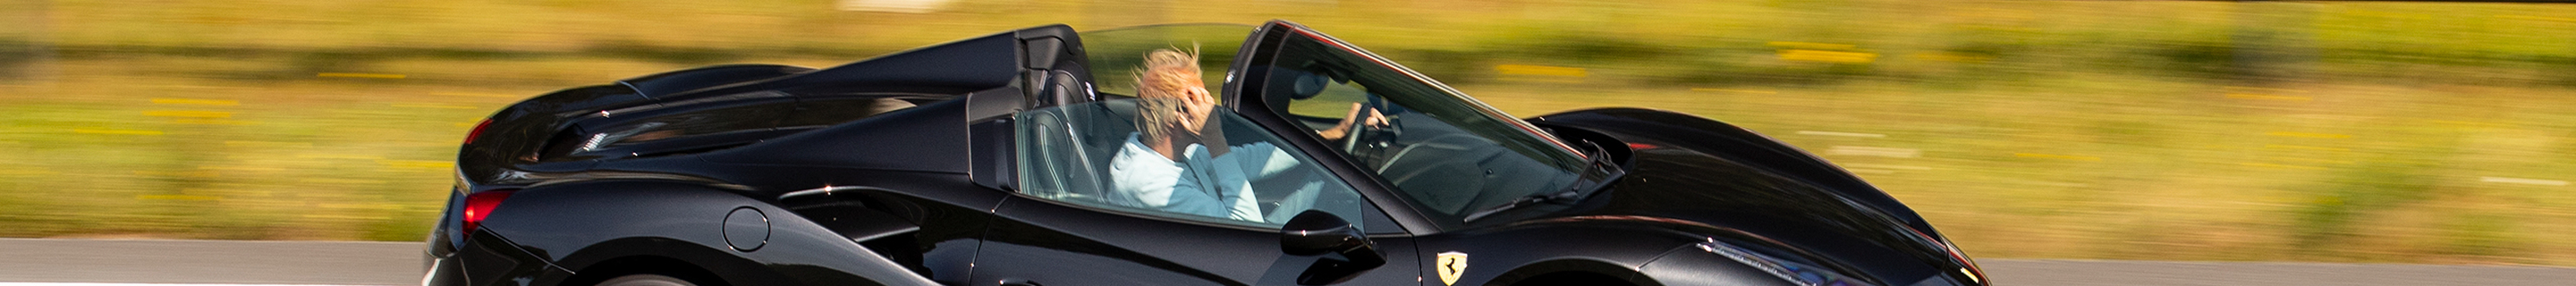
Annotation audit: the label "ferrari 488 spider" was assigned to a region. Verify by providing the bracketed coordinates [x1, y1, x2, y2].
[422, 20, 1987, 286]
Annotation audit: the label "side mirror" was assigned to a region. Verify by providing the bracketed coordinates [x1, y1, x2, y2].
[1280, 210, 1384, 285]
[1281, 210, 1373, 256]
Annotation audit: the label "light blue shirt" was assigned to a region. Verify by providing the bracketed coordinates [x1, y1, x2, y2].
[1106, 134, 1304, 223]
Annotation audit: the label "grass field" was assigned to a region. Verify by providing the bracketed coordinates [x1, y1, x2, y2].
[4, 0, 2575, 265]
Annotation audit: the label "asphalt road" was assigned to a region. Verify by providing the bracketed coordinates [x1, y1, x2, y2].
[3, 239, 2572, 285]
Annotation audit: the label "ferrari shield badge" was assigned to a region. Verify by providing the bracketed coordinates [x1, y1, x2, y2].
[1436, 251, 1469, 285]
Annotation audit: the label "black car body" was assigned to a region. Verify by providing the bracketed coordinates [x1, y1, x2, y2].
[424, 21, 1987, 286]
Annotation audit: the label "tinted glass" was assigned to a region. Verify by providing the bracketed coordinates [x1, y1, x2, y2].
[1256, 32, 1589, 224]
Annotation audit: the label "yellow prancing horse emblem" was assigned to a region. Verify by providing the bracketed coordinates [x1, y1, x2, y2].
[1436, 251, 1469, 286]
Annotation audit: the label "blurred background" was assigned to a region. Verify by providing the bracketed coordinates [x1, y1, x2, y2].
[1, 0, 2572, 267]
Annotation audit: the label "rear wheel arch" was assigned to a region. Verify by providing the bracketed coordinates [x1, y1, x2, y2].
[548, 236, 787, 286]
[564, 256, 729, 286]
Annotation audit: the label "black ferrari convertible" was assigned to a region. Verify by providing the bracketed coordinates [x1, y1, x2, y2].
[423, 21, 1987, 286]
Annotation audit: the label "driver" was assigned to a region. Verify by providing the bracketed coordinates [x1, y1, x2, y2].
[1104, 47, 1379, 223]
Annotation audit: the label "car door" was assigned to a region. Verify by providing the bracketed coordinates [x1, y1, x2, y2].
[970, 99, 1419, 286]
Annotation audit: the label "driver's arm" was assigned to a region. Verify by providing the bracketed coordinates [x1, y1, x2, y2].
[1188, 146, 1267, 223]
[1316, 103, 1385, 141]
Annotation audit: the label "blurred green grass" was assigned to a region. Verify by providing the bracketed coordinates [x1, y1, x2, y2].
[4, 0, 2574, 265]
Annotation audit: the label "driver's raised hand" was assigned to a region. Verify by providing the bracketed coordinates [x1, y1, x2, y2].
[1317, 102, 1387, 141]
[1182, 85, 1231, 156]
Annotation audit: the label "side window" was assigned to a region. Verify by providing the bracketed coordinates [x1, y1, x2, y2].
[1013, 100, 1374, 230]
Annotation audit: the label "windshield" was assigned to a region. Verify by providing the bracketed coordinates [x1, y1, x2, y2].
[1079, 24, 1255, 99]
[1250, 29, 1590, 226]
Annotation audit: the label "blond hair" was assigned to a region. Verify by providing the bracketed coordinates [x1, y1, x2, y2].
[1133, 46, 1201, 141]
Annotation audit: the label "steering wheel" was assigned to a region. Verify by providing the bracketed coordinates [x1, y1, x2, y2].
[1339, 94, 1401, 155]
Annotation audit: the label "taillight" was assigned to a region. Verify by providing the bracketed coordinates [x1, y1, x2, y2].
[462, 189, 515, 235]
[462, 118, 495, 145]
